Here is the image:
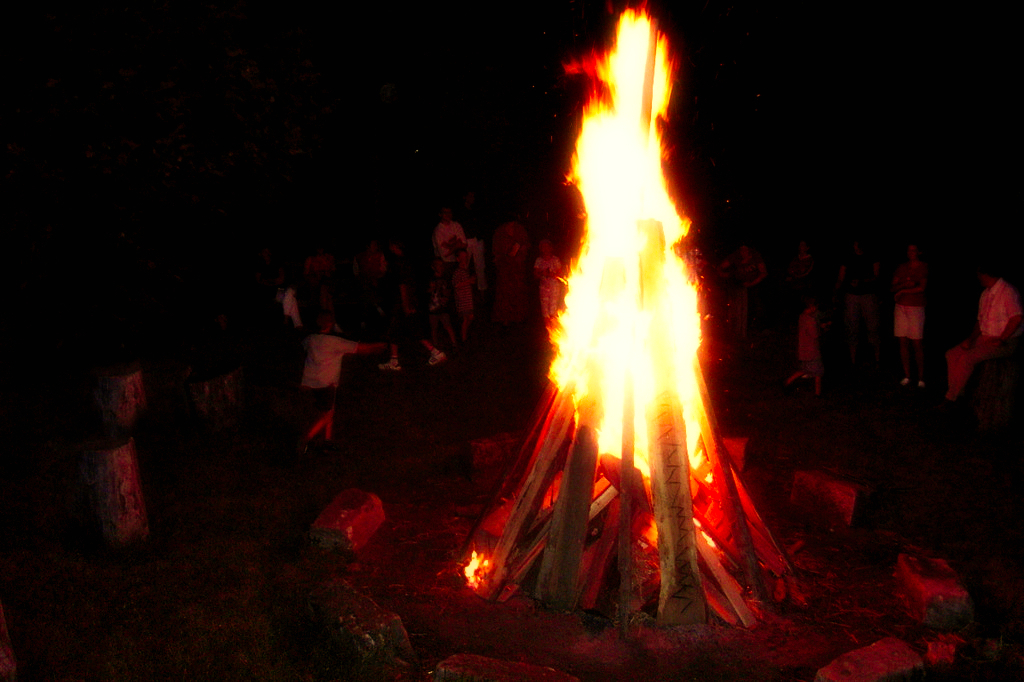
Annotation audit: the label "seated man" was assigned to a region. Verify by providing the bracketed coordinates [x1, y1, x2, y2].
[942, 265, 1022, 408]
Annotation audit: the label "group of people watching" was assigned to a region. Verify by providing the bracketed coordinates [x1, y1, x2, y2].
[250, 192, 570, 452]
[717, 238, 1022, 405]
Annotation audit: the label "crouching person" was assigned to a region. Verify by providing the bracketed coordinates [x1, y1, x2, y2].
[298, 310, 386, 453]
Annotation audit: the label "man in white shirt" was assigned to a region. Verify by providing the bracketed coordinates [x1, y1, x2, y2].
[943, 267, 1022, 404]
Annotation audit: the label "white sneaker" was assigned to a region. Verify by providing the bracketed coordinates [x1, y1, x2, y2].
[917, 380, 926, 389]
[428, 350, 447, 366]
[379, 358, 402, 371]
[899, 377, 910, 387]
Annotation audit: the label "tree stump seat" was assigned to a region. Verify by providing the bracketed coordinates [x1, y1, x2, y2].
[79, 437, 149, 548]
[92, 360, 147, 438]
[186, 364, 244, 432]
[971, 353, 1020, 431]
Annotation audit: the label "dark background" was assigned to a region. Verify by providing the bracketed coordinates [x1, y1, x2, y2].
[2, 0, 1016, 364]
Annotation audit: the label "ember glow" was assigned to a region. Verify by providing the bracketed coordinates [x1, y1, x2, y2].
[551, 9, 706, 475]
[463, 550, 490, 589]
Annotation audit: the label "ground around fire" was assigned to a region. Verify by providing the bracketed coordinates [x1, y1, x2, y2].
[2, 309, 1023, 681]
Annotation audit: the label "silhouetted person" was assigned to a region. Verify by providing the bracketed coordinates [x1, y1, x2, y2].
[378, 238, 448, 370]
[719, 243, 767, 339]
[835, 239, 880, 369]
[492, 215, 531, 325]
[457, 190, 488, 294]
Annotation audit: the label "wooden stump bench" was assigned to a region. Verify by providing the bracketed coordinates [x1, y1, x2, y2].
[186, 365, 244, 432]
[92, 361, 147, 438]
[971, 354, 1019, 431]
[79, 437, 149, 548]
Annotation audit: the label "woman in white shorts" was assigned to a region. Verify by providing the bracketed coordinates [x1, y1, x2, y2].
[891, 244, 928, 387]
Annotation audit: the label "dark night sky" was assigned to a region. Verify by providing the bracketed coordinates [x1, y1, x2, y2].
[1, 1, 1015, 359]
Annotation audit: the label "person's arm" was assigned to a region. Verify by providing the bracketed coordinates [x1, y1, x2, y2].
[355, 341, 388, 355]
[961, 322, 982, 349]
[998, 315, 1023, 344]
[745, 260, 768, 287]
[835, 265, 847, 290]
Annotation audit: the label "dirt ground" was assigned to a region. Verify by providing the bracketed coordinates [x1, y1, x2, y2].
[2, 303, 1024, 681]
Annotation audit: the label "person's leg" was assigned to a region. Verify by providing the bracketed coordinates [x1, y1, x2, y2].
[945, 339, 1012, 401]
[863, 294, 880, 365]
[844, 294, 860, 364]
[441, 313, 457, 347]
[468, 238, 487, 291]
[899, 337, 911, 382]
[912, 339, 925, 384]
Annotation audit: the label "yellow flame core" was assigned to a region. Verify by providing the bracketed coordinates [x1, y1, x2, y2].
[464, 551, 490, 589]
[551, 10, 703, 474]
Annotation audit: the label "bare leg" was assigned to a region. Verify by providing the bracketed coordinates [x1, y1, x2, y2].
[899, 337, 911, 379]
[912, 339, 925, 382]
[814, 376, 822, 396]
[441, 314, 457, 347]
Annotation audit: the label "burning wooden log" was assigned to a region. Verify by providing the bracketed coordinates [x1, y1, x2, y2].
[536, 425, 599, 610]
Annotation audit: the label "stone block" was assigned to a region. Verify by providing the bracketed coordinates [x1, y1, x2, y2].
[309, 489, 384, 552]
[434, 653, 579, 682]
[470, 432, 520, 470]
[308, 579, 417, 672]
[815, 637, 923, 682]
[791, 470, 870, 528]
[895, 554, 974, 631]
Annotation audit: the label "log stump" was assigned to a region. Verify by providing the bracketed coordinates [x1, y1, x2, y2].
[186, 365, 244, 432]
[92, 361, 147, 438]
[972, 355, 1019, 431]
[0, 599, 14, 682]
[80, 438, 149, 548]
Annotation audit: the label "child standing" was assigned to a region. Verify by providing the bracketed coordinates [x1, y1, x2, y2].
[428, 257, 458, 351]
[452, 248, 476, 343]
[785, 296, 826, 396]
[534, 239, 565, 321]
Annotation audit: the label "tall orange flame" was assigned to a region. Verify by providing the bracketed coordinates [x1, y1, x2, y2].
[551, 9, 704, 475]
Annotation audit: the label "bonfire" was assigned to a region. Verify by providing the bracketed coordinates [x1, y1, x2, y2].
[464, 8, 791, 629]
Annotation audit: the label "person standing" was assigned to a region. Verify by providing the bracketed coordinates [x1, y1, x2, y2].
[942, 265, 1022, 407]
[891, 244, 928, 388]
[457, 191, 488, 294]
[835, 239, 881, 369]
[452, 249, 476, 342]
[379, 238, 448, 371]
[718, 243, 768, 339]
[492, 215, 531, 325]
[432, 206, 466, 270]
[534, 238, 565, 321]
